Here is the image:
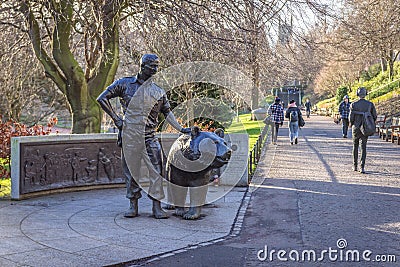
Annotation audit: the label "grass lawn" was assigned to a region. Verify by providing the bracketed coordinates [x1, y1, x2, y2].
[0, 158, 11, 198]
[226, 113, 266, 150]
[0, 178, 11, 198]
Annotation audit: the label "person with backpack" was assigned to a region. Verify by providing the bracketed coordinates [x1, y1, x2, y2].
[349, 87, 377, 174]
[266, 97, 284, 145]
[285, 99, 303, 145]
[339, 95, 351, 138]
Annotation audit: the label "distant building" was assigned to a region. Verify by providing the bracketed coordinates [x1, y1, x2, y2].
[278, 18, 292, 45]
[272, 80, 306, 107]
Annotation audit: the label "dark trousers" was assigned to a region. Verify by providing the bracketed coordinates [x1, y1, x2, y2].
[122, 136, 165, 201]
[352, 127, 368, 168]
[342, 118, 349, 136]
[271, 123, 281, 143]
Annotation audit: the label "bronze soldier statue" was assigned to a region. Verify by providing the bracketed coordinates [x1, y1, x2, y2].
[97, 54, 190, 218]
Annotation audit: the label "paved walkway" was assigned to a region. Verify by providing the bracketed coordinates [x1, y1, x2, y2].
[1, 115, 399, 266]
[0, 185, 246, 267]
[138, 115, 400, 266]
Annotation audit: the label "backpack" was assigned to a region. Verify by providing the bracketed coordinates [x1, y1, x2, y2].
[299, 115, 305, 127]
[352, 103, 376, 136]
[290, 109, 298, 122]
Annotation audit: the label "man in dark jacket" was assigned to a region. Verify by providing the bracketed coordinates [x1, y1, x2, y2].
[339, 95, 351, 138]
[305, 99, 312, 118]
[349, 87, 377, 174]
[97, 54, 190, 218]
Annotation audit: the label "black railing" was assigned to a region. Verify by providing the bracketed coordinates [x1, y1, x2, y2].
[248, 124, 269, 182]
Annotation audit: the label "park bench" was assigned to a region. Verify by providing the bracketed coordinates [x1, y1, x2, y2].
[317, 108, 327, 116]
[375, 114, 387, 133]
[379, 116, 400, 142]
[317, 108, 333, 117]
[333, 113, 340, 124]
[390, 119, 400, 145]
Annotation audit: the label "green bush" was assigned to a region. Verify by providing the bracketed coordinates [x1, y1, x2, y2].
[368, 81, 399, 99]
[367, 64, 381, 79]
[0, 178, 11, 198]
[318, 62, 400, 111]
[262, 95, 276, 106]
[336, 86, 349, 105]
[359, 70, 371, 82]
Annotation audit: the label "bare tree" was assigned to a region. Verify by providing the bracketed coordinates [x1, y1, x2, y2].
[1, 0, 332, 132]
[333, 0, 400, 80]
[0, 0, 123, 133]
[132, 0, 328, 108]
[0, 21, 68, 124]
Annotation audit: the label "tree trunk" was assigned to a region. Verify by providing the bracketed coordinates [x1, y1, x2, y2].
[62, 74, 96, 133]
[21, 0, 121, 134]
[252, 61, 260, 110]
[388, 60, 394, 82]
[380, 57, 387, 73]
[184, 84, 194, 126]
[387, 50, 395, 81]
[249, 2, 260, 112]
[69, 97, 102, 134]
[249, 34, 260, 111]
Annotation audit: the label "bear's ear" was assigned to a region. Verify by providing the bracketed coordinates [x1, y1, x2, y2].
[191, 126, 201, 138]
[214, 128, 225, 138]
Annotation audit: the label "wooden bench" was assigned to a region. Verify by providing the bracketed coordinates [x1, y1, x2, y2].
[318, 108, 327, 116]
[333, 113, 341, 124]
[375, 114, 387, 133]
[390, 119, 400, 145]
[379, 117, 400, 141]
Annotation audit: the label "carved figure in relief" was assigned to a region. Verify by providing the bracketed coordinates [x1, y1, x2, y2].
[24, 160, 36, 186]
[98, 148, 115, 180]
[71, 152, 87, 183]
[85, 160, 98, 183]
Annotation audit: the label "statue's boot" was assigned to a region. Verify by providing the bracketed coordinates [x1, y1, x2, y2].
[124, 199, 138, 218]
[152, 200, 169, 219]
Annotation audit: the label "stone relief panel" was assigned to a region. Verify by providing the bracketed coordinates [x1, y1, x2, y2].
[20, 141, 123, 194]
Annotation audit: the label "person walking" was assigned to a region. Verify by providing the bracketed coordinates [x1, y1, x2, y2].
[97, 54, 190, 219]
[266, 97, 284, 145]
[339, 95, 351, 138]
[305, 98, 312, 118]
[285, 99, 302, 145]
[349, 87, 377, 174]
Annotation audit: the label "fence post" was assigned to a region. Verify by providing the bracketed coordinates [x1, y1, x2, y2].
[248, 124, 269, 182]
[249, 150, 253, 177]
[253, 146, 256, 168]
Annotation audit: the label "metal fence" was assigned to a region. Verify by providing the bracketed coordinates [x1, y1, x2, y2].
[248, 124, 269, 182]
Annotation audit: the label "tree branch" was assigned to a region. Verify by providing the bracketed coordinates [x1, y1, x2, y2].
[88, 0, 122, 96]
[20, 0, 67, 94]
[51, 0, 85, 83]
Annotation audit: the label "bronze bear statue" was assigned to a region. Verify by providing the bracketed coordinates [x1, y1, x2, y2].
[167, 127, 231, 220]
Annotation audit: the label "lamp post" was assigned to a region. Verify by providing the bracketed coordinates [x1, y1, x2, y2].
[299, 87, 302, 107]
